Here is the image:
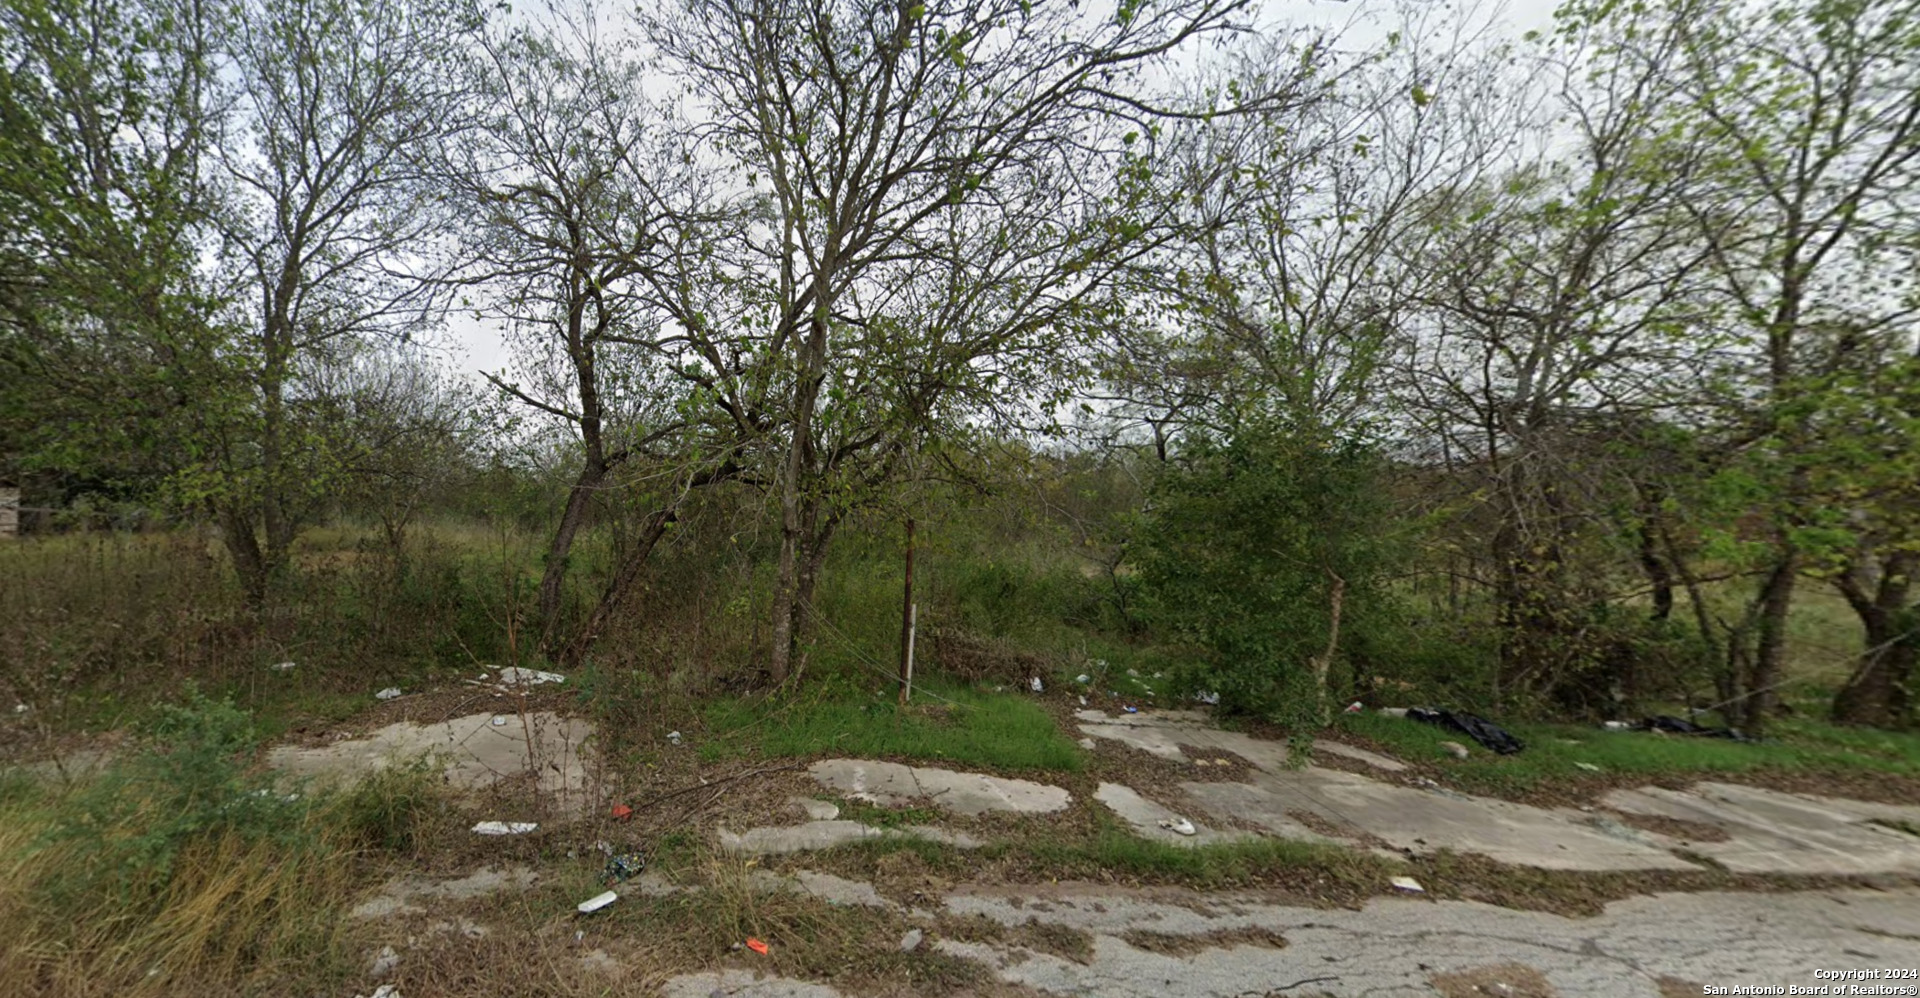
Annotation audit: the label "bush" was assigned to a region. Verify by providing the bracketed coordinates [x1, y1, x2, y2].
[1137, 421, 1407, 727]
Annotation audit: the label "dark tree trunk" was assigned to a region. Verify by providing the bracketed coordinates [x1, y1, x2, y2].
[537, 462, 607, 654]
[556, 506, 677, 667]
[222, 509, 269, 608]
[1831, 552, 1917, 728]
[1735, 550, 1798, 734]
[1636, 500, 1675, 622]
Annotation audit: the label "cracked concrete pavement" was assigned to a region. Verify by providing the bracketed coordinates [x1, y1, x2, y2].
[935, 884, 1920, 997]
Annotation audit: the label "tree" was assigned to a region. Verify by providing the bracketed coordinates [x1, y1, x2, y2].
[1384, 7, 1720, 710]
[644, 0, 1293, 683]
[1587, 0, 1920, 731]
[1138, 418, 1398, 727]
[451, 2, 730, 658]
[199, 0, 484, 603]
[0, 0, 218, 494]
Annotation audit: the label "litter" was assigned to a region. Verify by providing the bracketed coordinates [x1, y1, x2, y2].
[1405, 707, 1524, 755]
[369, 944, 400, 978]
[1343, 700, 1364, 713]
[1438, 740, 1470, 760]
[610, 803, 633, 821]
[746, 937, 769, 955]
[477, 672, 490, 680]
[1078, 695, 1087, 706]
[667, 730, 682, 745]
[472, 821, 538, 836]
[1030, 676, 1044, 692]
[491, 716, 508, 726]
[1195, 691, 1220, 705]
[1602, 720, 1632, 731]
[1574, 762, 1602, 772]
[576, 891, 619, 914]
[1390, 876, 1425, 893]
[12, 703, 28, 714]
[1123, 705, 1139, 713]
[1127, 668, 1140, 677]
[1640, 715, 1751, 741]
[601, 852, 646, 885]
[375, 687, 403, 700]
[1157, 817, 1198, 836]
[497, 666, 566, 685]
[270, 661, 296, 672]
[900, 928, 924, 952]
[1075, 674, 1090, 684]
[1377, 707, 1408, 718]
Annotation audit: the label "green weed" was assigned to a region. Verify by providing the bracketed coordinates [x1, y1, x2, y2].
[701, 676, 1084, 772]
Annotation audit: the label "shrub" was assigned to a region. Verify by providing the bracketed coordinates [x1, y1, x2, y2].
[1137, 421, 1407, 728]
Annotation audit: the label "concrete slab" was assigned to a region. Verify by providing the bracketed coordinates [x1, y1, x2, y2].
[1076, 709, 1405, 772]
[940, 884, 1920, 998]
[11, 748, 114, 784]
[717, 819, 984, 855]
[793, 796, 840, 820]
[1093, 782, 1257, 848]
[808, 758, 1071, 815]
[350, 865, 539, 919]
[793, 870, 895, 908]
[1603, 782, 1920, 875]
[266, 711, 596, 813]
[1187, 767, 1697, 871]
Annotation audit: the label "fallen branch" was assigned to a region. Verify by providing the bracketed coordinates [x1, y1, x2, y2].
[633, 760, 806, 813]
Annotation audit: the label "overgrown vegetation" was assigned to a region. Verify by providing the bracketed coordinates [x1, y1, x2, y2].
[0, 692, 449, 996]
[3, 0, 1920, 987]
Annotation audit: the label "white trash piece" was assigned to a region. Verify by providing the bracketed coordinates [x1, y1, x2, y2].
[1390, 876, 1425, 893]
[1029, 676, 1044, 693]
[1602, 720, 1632, 731]
[1574, 762, 1603, 772]
[491, 716, 508, 726]
[270, 661, 296, 672]
[1075, 674, 1090, 684]
[667, 730, 683, 745]
[374, 687, 403, 700]
[497, 666, 566, 685]
[577, 890, 619, 913]
[472, 821, 538, 836]
[1195, 691, 1221, 706]
[1157, 817, 1198, 836]
[1377, 707, 1410, 718]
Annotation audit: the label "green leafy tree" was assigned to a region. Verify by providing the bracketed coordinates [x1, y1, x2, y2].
[642, 0, 1299, 682]
[1138, 419, 1400, 728]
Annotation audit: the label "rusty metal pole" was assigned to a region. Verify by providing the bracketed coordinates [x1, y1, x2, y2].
[899, 517, 915, 704]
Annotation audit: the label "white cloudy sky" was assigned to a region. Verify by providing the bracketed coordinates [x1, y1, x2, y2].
[436, 0, 1564, 378]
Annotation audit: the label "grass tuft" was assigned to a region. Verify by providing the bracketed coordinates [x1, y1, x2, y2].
[702, 676, 1085, 772]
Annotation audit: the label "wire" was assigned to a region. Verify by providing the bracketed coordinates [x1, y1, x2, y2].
[796, 595, 981, 713]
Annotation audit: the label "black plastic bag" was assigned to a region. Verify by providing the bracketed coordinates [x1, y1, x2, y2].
[1406, 707, 1526, 755]
[1642, 715, 1750, 741]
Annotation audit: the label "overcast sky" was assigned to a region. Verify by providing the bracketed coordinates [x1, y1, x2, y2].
[437, 0, 1564, 379]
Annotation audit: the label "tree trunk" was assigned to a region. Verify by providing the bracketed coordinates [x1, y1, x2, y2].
[1636, 494, 1674, 621]
[1831, 552, 1917, 728]
[557, 506, 677, 667]
[537, 462, 606, 654]
[1309, 574, 1346, 726]
[1736, 550, 1798, 734]
[786, 512, 840, 683]
[222, 509, 269, 608]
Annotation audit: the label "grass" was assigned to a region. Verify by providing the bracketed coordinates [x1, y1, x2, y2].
[1338, 709, 1920, 797]
[0, 693, 461, 998]
[700, 675, 1086, 772]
